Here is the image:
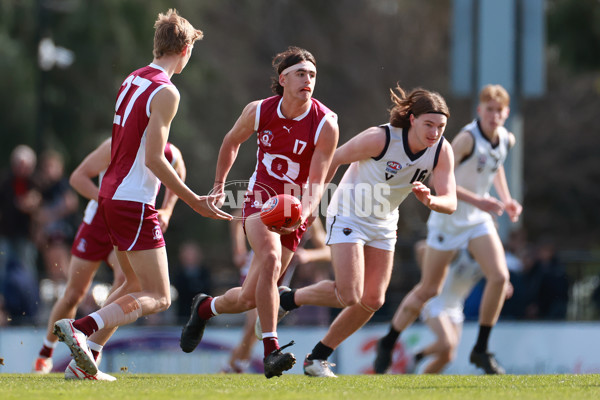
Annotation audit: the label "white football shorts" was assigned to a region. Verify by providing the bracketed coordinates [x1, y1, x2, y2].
[325, 214, 396, 251]
[426, 219, 496, 251]
[421, 296, 465, 325]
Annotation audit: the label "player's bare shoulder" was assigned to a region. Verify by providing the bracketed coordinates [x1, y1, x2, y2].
[228, 100, 262, 135]
[316, 112, 339, 148]
[322, 111, 339, 130]
[507, 131, 516, 148]
[334, 126, 388, 162]
[160, 84, 181, 101]
[363, 125, 386, 140]
[150, 85, 181, 114]
[360, 126, 388, 153]
[242, 100, 261, 118]
[437, 137, 455, 168]
[451, 129, 475, 161]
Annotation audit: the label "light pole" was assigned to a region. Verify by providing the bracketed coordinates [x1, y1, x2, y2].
[451, 0, 546, 240]
[35, 0, 75, 154]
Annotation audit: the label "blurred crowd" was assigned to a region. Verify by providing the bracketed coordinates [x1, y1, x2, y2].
[1, 145, 79, 326]
[0, 144, 583, 328]
[464, 229, 571, 321]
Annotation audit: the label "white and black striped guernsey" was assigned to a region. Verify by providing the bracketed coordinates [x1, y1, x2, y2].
[428, 119, 510, 232]
[327, 123, 444, 227]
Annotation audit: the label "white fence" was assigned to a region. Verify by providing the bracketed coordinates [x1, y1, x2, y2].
[2, 321, 600, 375]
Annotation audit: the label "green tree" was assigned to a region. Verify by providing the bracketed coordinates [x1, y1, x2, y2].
[547, 0, 600, 72]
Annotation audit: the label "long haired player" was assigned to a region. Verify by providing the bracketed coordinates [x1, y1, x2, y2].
[179, 46, 339, 379]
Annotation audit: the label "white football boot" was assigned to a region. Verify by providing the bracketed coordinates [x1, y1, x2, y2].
[303, 354, 337, 378]
[32, 357, 53, 374]
[65, 359, 116, 381]
[53, 319, 98, 376]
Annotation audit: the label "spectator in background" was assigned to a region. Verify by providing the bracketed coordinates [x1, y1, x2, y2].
[504, 228, 527, 274]
[522, 237, 569, 320]
[32, 149, 79, 281]
[0, 295, 9, 327]
[592, 274, 600, 317]
[172, 241, 212, 321]
[499, 229, 531, 320]
[0, 145, 42, 323]
[3, 256, 41, 325]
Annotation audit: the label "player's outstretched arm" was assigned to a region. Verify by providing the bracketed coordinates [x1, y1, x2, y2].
[146, 87, 231, 220]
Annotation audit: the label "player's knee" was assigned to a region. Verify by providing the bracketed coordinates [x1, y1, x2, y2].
[438, 337, 454, 354]
[156, 295, 171, 312]
[361, 293, 385, 311]
[341, 294, 360, 307]
[401, 291, 429, 315]
[112, 273, 126, 289]
[337, 286, 362, 307]
[237, 292, 256, 310]
[63, 286, 87, 305]
[417, 285, 440, 303]
[121, 279, 141, 293]
[438, 349, 453, 364]
[259, 252, 282, 278]
[487, 271, 509, 288]
[338, 285, 365, 306]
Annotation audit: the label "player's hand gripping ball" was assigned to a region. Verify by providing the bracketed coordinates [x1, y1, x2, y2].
[260, 194, 302, 230]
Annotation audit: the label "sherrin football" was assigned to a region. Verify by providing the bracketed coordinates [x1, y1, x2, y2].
[260, 194, 302, 230]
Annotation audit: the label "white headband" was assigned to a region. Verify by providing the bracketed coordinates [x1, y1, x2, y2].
[280, 61, 317, 76]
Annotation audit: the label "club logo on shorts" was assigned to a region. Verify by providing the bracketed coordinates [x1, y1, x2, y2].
[76, 238, 87, 253]
[437, 234, 444, 243]
[343, 227, 352, 236]
[152, 225, 162, 241]
[260, 130, 274, 147]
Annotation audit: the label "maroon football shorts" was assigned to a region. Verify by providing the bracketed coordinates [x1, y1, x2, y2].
[242, 193, 307, 252]
[71, 214, 113, 262]
[98, 197, 165, 251]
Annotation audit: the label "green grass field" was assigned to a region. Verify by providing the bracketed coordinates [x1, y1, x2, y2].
[1, 374, 599, 400]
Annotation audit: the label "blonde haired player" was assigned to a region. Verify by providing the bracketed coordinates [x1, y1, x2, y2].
[53, 9, 231, 377]
[375, 84, 522, 375]
[32, 138, 184, 380]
